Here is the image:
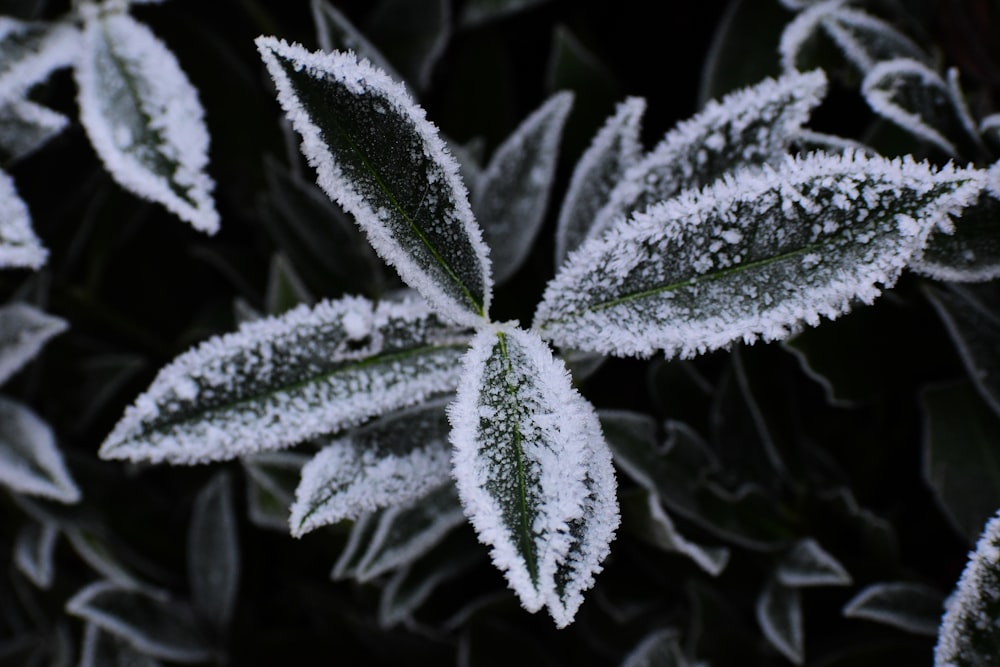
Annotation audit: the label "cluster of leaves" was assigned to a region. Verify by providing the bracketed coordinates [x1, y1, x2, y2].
[3, 0, 1000, 664]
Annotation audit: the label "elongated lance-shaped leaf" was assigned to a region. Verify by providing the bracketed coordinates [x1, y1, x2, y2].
[473, 92, 573, 284]
[100, 296, 471, 464]
[0, 168, 45, 269]
[242, 451, 307, 531]
[256, 38, 492, 327]
[187, 471, 239, 632]
[0, 302, 66, 386]
[621, 628, 690, 667]
[843, 581, 943, 636]
[535, 152, 986, 359]
[75, 8, 218, 233]
[621, 491, 729, 576]
[14, 519, 58, 589]
[448, 324, 618, 628]
[584, 69, 827, 245]
[459, 0, 551, 27]
[79, 624, 163, 667]
[365, 0, 450, 92]
[757, 577, 804, 665]
[0, 17, 78, 99]
[290, 397, 455, 536]
[776, 538, 851, 587]
[555, 96, 645, 265]
[914, 193, 1000, 282]
[311, 0, 405, 87]
[0, 99, 67, 164]
[0, 396, 79, 503]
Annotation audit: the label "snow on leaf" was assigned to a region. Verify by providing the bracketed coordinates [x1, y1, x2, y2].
[242, 451, 307, 531]
[776, 538, 851, 587]
[448, 324, 618, 628]
[256, 37, 492, 326]
[622, 491, 730, 576]
[14, 519, 58, 589]
[843, 581, 943, 636]
[0, 17, 78, 100]
[0, 99, 68, 164]
[914, 192, 1000, 282]
[100, 296, 471, 465]
[187, 471, 239, 632]
[66, 581, 213, 664]
[0, 396, 79, 503]
[0, 302, 65, 386]
[75, 9, 218, 233]
[585, 69, 827, 245]
[474, 92, 573, 284]
[79, 624, 163, 667]
[535, 151, 986, 359]
[621, 628, 690, 667]
[936, 511, 1000, 665]
[555, 96, 645, 265]
[757, 577, 804, 665]
[0, 168, 46, 269]
[290, 397, 455, 536]
[311, 0, 405, 89]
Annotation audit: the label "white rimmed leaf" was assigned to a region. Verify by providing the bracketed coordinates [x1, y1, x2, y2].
[311, 0, 404, 86]
[776, 538, 851, 587]
[14, 519, 58, 589]
[0, 302, 65, 386]
[75, 9, 218, 233]
[585, 69, 827, 245]
[256, 38, 492, 326]
[0, 17, 78, 99]
[757, 577, 804, 665]
[0, 396, 79, 503]
[534, 152, 986, 359]
[473, 91, 573, 284]
[290, 397, 455, 536]
[64, 528, 145, 589]
[936, 511, 1000, 664]
[365, 0, 450, 92]
[448, 324, 618, 628]
[459, 0, 551, 27]
[242, 451, 306, 531]
[187, 471, 239, 631]
[264, 252, 313, 315]
[982, 115, 1000, 149]
[621, 491, 729, 576]
[0, 169, 46, 269]
[100, 296, 470, 464]
[66, 581, 213, 664]
[79, 624, 163, 667]
[331, 512, 379, 580]
[622, 628, 690, 667]
[0, 99, 67, 163]
[555, 96, 645, 264]
[914, 193, 1000, 282]
[844, 581, 943, 636]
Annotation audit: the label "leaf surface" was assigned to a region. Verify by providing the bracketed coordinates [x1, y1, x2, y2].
[14, 519, 58, 589]
[756, 577, 804, 665]
[0, 302, 65, 386]
[311, 0, 404, 86]
[843, 581, 943, 636]
[621, 628, 690, 667]
[0, 396, 79, 502]
[79, 624, 163, 667]
[621, 491, 729, 576]
[915, 193, 1000, 282]
[0, 17, 77, 99]
[187, 471, 239, 632]
[242, 452, 307, 531]
[0, 169, 46, 269]
[365, 0, 449, 91]
[0, 99, 67, 164]
[776, 538, 851, 587]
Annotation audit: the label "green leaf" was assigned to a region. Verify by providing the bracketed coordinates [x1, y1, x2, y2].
[915, 193, 1000, 282]
[256, 38, 492, 326]
[844, 581, 943, 636]
[0, 397, 79, 503]
[534, 152, 985, 358]
[365, 0, 450, 91]
[187, 471, 239, 633]
[100, 296, 471, 464]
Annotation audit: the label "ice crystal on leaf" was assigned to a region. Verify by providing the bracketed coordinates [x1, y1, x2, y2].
[535, 151, 986, 358]
[0, 17, 78, 100]
[0, 169, 46, 269]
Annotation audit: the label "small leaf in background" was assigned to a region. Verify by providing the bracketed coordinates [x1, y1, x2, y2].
[776, 538, 851, 587]
[843, 581, 943, 636]
[365, 0, 450, 91]
[64, 528, 146, 590]
[290, 398, 455, 536]
[982, 114, 1000, 152]
[331, 511, 378, 581]
[75, 9, 219, 233]
[311, 0, 405, 87]
[264, 253, 314, 315]
[621, 628, 690, 667]
[14, 520, 58, 589]
[242, 451, 306, 531]
[449, 324, 618, 627]
[100, 296, 470, 464]
[0, 99, 67, 164]
[555, 96, 645, 264]
[936, 511, 1000, 665]
[535, 152, 985, 359]
[79, 623, 163, 667]
[756, 577, 804, 665]
[187, 471, 239, 633]
[0, 397, 79, 503]
[256, 38, 493, 326]
[585, 69, 827, 245]
[473, 92, 573, 284]
[0, 17, 78, 99]
[66, 581, 213, 664]
[0, 169, 46, 269]
[459, 0, 551, 27]
[913, 193, 1000, 282]
[921, 382, 1000, 543]
[0, 302, 65, 386]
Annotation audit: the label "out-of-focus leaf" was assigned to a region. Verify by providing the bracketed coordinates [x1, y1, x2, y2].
[264, 253, 314, 315]
[0, 100, 67, 165]
[64, 528, 146, 590]
[843, 581, 943, 636]
[0, 302, 65, 386]
[187, 471, 240, 632]
[459, 0, 552, 27]
[0, 17, 77, 99]
[621, 628, 690, 667]
[79, 623, 163, 667]
[756, 577, 804, 665]
[0, 397, 79, 503]
[14, 519, 58, 589]
[915, 193, 1000, 282]
[311, 0, 404, 87]
[242, 451, 307, 532]
[0, 169, 46, 269]
[365, 0, 449, 91]
[776, 538, 852, 587]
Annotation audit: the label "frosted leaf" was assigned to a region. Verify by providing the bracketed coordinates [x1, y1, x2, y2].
[622, 491, 729, 576]
[757, 577, 804, 665]
[0, 302, 66, 386]
[290, 398, 455, 536]
[187, 471, 239, 632]
[100, 295, 470, 465]
[365, 0, 450, 92]
[66, 581, 213, 664]
[311, 0, 405, 88]
[792, 128, 875, 156]
[936, 511, 1000, 665]
[0, 99, 67, 163]
[256, 38, 492, 326]
[14, 519, 58, 589]
[0, 17, 78, 100]
[621, 628, 690, 667]
[843, 581, 943, 636]
[79, 624, 163, 667]
[0, 168, 46, 269]
[474, 92, 573, 284]
[75, 10, 218, 233]
[449, 324, 618, 628]
[331, 511, 379, 580]
[535, 152, 986, 359]
[65, 528, 146, 589]
[585, 69, 827, 245]
[776, 538, 851, 587]
[554, 96, 645, 264]
[242, 451, 307, 532]
[0, 396, 79, 503]
[914, 193, 1000, 282]
[459, 0, 550, 27]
